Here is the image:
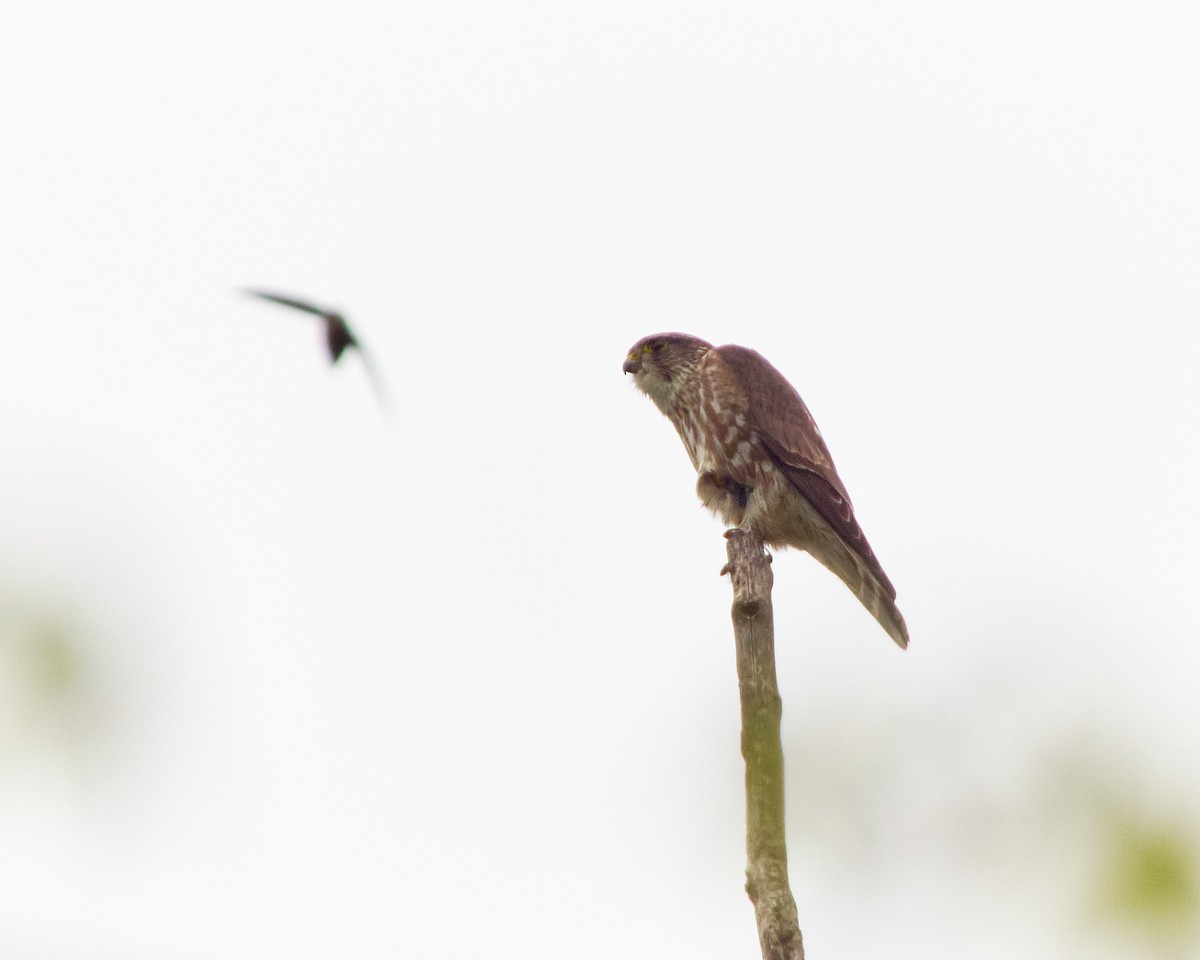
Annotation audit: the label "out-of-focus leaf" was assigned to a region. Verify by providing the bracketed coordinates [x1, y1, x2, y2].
[1098, 816, 1198, 937]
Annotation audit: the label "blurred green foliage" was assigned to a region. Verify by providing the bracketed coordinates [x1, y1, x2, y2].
[0, 599, 100, 756]
[2, 605, 84, 698]
[24, 619, 83, 699]
[1098, 814, 1198, 940]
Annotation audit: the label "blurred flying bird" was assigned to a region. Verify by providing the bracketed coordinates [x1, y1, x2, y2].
[241, 288, 390, 411]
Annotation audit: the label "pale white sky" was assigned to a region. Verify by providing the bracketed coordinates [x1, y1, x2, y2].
[3, 2, 1199, 958]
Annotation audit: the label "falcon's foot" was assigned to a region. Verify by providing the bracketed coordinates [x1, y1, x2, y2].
[723, 527, 772, 561]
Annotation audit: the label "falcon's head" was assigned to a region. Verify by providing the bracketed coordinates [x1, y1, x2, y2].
[623, 333, 712, 412]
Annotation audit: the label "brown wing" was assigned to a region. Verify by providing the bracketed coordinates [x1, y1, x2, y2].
[716, 345, 896, 599]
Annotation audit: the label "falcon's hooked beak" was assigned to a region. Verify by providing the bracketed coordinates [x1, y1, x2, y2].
[623, 355, 641, 375]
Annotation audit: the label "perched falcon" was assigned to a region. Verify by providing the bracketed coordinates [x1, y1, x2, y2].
[241, 289, 390, 409]
[624, 333, 908, 648]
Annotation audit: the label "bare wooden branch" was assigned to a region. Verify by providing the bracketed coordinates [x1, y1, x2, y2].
[723, 528, 804, 960]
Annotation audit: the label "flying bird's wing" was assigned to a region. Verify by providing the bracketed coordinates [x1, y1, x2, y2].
[241, 289, 332, 318]
[241, 288, 358, 363]
[356, 346, 392, 413]
[716, 344, 896, 599]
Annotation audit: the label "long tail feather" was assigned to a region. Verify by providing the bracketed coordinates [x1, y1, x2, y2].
[809, 533, 909, 649]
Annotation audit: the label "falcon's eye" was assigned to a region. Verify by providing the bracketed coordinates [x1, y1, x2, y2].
[650, 339, 666, 351]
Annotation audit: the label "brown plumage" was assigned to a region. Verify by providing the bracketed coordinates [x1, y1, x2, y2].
[624, 333, 908, 648]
